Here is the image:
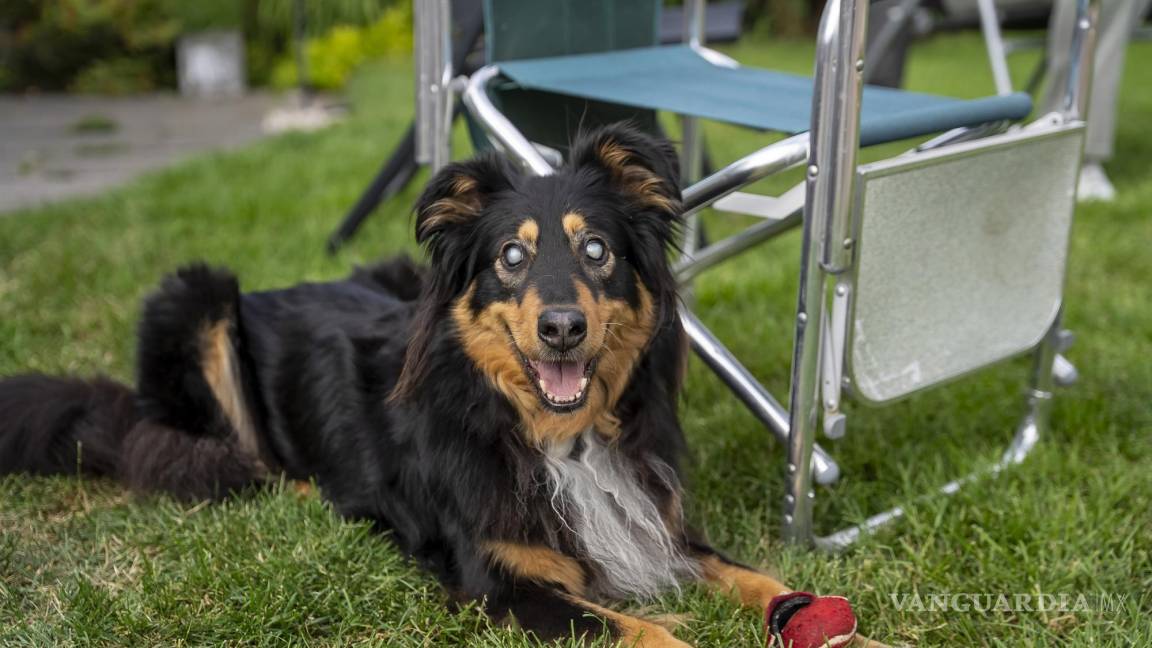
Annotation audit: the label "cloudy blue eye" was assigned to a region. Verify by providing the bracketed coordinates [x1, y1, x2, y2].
[584, 238, 607, 263]
[502, 242, 525, 268]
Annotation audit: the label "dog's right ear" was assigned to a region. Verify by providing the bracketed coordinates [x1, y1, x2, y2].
[415, 154, 516, 246]
[394, 155, 515, 404]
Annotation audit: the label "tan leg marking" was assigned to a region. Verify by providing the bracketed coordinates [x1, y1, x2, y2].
[698, 555, 791, 610]
[200, 319, 266, 474]
[484, 542, 587, 596]
[568, 597, 693, 648]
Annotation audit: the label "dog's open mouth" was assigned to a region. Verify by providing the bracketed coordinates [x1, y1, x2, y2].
[525, 358, 596, 410]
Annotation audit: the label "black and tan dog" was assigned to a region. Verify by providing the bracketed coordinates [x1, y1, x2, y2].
[0, 125, 870, 647]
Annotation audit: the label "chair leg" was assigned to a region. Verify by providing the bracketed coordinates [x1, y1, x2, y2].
[1052, 353, 1079, 387]
[327, 124, 419, 253]
[813, 313, 1066, 551]
[782, 197, 830, 546]
[1006, 310, 1063, 465]
[679, 307, 842, 486]
[1052, 328, 1078, 386]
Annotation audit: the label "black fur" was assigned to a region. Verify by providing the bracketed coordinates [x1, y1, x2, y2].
[0, 375, 136, 477]
[0, 126, 762, 644]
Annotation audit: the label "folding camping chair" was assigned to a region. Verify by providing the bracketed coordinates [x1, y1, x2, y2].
[422, 0, 1100, 548]
[419, 0, 760, 264]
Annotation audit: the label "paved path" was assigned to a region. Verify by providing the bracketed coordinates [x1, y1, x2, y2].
[0, 93, 279, 214]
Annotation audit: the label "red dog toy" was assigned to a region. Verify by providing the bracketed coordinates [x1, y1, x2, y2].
[766, 591, 857, 648]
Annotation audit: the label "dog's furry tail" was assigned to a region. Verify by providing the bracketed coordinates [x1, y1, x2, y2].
[0, 374, 139, 478]
[1, 265, 269, 501]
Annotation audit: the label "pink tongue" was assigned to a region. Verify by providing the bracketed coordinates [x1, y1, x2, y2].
[532, 360, 586, 400]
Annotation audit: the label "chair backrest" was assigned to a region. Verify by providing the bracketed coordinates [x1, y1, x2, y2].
[475, 0, 662, 154]
[484, 0, 661, 62]
[843, 122, 1085, 404]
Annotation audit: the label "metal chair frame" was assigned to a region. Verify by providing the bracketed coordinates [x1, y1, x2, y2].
[417, 0, 1101, 548]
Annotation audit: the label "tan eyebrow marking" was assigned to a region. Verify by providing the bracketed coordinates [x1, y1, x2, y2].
[562, 212, 586, 244]
[517, 219, 539, 245]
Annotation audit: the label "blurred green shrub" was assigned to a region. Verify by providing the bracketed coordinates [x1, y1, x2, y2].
[269, 1, 411, 90]
[70, 56, 158, 94]
[0, 0, 179, 92]
[246, 0, 407, 87]
[254, 0, 392, 38]
[171, 1, 245, 32]
[0, 0, 408, 93]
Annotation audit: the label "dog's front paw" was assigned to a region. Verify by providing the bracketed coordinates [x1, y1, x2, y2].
[619, 622, 693, 648]
[765, 591, 856, 648]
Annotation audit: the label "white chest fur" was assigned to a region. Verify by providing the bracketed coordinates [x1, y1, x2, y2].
[541, 430, 696, 599]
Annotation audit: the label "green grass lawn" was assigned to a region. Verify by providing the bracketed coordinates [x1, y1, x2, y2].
[2, 33, 1150, 647]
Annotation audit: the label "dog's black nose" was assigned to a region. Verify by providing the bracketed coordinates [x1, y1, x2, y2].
[537, 309, 587, 351]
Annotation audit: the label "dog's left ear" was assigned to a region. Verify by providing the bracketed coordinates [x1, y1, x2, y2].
[570, 124, 682, 219]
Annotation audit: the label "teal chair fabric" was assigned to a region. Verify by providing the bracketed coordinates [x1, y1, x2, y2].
[497, 45, 1033, 147]
[479, 0, 664, 153]
[484, 0, 659, 62]
[479, 0, 1031, 150]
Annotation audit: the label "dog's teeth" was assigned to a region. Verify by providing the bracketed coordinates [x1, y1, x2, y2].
[539, 382, 589, 405]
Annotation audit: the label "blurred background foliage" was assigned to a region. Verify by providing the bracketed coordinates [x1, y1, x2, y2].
[268, 2, 412, 90]
[0, 0, 813, 95]
[0, 0, 413, 94]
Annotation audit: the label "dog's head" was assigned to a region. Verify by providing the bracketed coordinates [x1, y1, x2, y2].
[395, 125, 683, 445]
